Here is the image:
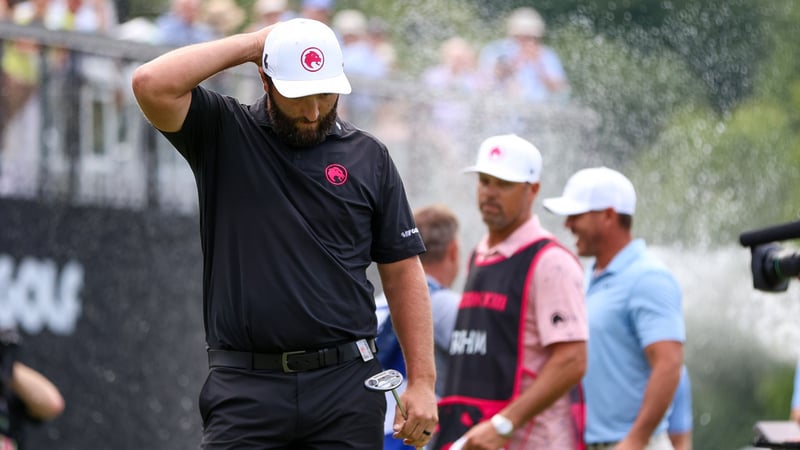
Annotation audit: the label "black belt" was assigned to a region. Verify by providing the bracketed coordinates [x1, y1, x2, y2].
[207, 338, 377, 373]
[586, 443, 617, 450]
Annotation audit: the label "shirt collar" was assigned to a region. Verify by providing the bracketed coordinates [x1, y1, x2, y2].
[476, 215, 549, 260]
[593, 238, 646, 276]
[425, 274, 443, 291]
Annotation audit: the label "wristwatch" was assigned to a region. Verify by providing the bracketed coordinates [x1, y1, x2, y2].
[490, 414, 514, 438]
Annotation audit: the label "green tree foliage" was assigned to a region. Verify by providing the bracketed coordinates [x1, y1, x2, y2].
[632, 101, 799, 246]
[524, 0, 769, 113]
[551, 21, 706, 164]
[632, 2, 800, 247]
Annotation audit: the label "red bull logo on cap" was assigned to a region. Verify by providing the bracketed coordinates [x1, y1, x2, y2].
[301, 47, 324, 72]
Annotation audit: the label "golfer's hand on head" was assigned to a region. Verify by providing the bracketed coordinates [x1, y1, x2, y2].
[392, 383, 438, 449]
[249, 23, 281, 66]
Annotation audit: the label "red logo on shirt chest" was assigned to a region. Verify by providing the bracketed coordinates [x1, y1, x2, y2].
[325, 164, 348, 185]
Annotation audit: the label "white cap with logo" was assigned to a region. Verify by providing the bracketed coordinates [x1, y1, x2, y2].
[543, 167, 636, 216]
[262, 18, 352, 98]
[462, 134, 542, 183]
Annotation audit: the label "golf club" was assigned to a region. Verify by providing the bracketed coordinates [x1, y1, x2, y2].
[364, 369, 406, 417]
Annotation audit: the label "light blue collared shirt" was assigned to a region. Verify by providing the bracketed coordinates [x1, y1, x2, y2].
[584, 239, 686, 444]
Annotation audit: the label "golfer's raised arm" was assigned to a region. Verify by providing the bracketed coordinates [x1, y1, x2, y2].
[131, 26, 276, 133]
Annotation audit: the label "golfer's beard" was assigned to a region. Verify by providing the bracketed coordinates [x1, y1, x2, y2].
[268, 98, 339, 148]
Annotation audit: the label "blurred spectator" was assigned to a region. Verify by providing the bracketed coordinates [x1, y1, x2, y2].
[9, 0, 49, 25]
[45, 0, 117, 33]
[155, 0, 216, 46]
[116, 16, 158, 44]
[0, 328, 65, 450]
[0, 0, 48, 147]
[479, 7, 569, 102]
[246, 0, 294, 31]
[421, 36, 485, 152]
[423, 36, 484, 93]
[375, 203, 461, 450]
[299, 0, 332, 24]
[45, 0, 120, 181]
[413, 203, 461, 398]
[331, 8, 387, 125]
[332, 9, 387, 78]
[367, 16, 396, 73]
[202, 0, 245, 37]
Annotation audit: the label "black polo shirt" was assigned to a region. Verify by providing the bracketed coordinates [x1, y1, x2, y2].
[161, 86, 424, 353]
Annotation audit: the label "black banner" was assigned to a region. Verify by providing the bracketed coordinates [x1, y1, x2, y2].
[0, 198, 206, 450]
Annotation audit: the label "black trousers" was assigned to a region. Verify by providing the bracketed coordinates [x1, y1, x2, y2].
[199, 357, 386, 449]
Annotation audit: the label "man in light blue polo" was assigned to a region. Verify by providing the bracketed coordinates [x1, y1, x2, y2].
[544, 167, 685, 450]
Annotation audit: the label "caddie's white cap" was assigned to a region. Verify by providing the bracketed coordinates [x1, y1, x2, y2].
[543, 167, 636, 216]
[262, 18, 351, 98]
[463, 134, 542, 183]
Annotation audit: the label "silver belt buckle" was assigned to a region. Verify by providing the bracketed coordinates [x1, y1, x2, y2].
[281, 350, 305, 373]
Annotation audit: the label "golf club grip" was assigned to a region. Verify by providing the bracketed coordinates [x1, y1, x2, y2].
[392, 389, 407, 418]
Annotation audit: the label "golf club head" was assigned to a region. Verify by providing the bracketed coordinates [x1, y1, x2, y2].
[364, 369, 404, 392]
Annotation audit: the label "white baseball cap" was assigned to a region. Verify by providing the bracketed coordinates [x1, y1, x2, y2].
[262, 18, 351, 98]
[543, 167, 636, 216]
[462, 134, 542, 183]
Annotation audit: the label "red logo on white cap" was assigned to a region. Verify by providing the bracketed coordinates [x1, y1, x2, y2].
[488, 146, 503, 160]
[301, 47, 325, 72]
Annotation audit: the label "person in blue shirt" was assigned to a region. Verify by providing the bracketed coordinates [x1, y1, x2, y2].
[375, 204, 461, 449]
[478, 7, 569, 103]
[155, 0, 217, 46]
[545, 167, 685, 450]
[0, 328, 64, 450]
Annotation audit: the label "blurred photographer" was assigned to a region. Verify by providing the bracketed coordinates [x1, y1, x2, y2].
[1, 328, 64, 450]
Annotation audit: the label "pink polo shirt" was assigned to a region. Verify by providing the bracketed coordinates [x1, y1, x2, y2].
[474, 215, 588, 449]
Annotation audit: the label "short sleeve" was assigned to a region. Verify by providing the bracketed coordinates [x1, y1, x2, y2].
[531, 245, 588, 347]
[369, 149, 425, 263]
[630, 270, 685, 347]
[668, 366, 693, 433]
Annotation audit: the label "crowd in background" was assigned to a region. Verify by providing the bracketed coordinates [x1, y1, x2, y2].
[0, 0, 571, 133]
[0, 0, 576, 200]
